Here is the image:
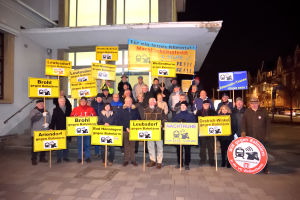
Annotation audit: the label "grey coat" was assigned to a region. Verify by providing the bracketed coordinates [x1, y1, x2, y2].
[30, 108, 51, 136]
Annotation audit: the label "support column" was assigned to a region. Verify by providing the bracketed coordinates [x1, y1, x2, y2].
[107, 0, 115, 25]
[58, 0, 69, 27]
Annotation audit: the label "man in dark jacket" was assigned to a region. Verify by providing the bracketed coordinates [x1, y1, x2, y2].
[111, 93, 124, 153]
[121, 90, 136, 104]
[196, 100, 218, 166]
[101, 86, 113, 103]
[91, 94, 104, 157]
[144, 98, 168, 169]
[150, 78, 160, 94]
[241, 97, 271, 174]
[167, 78, 177, 93]
[192, 90, 214, 113]
[216, 93, 233, 113]
[119, 97, 141, 166]
[142, 85, 153, 105]
[154, 83, 171, 103]
[188, 85, 200, 107]
[49, 97, 71, 163]
[53, 90, 72, 113]
[231, 97, 246, 137]
[188, 77, 203, 95]
[118, 74, 132, 93]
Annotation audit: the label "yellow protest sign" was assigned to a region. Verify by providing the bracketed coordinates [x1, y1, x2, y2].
[181, 80, 193, 92]
[128, 39, 196, 74]
[69, 68, 95, 83]
[198, 115, 232, 136]
[33, 130, 66, 152]
[151, 61, 176, 77]
[91, 63, 117, 81]
[164, 123, 198, 145]
[129, 120, 161, 141]
[96, 46, 118, 61]
[45, 59, 72, 76]
[66, 117, 98, 136]
[28, 77, 60, 98]
[70, 80, 98, 99]
[91, 125, 123, 146]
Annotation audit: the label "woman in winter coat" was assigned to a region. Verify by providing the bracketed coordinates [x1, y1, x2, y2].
[98, 102, 118, 166]
[218, 105, 235, 168]
[156, 93, 168, 115]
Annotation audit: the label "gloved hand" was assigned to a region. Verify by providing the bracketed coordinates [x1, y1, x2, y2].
[43, 112, 48, 117]
[42, 123, 49, 128]
[193, 110, 197, 115]
[241, 132, 246, 138]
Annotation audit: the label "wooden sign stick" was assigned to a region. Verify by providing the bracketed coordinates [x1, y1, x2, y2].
[105, 145, 107, 168]
[43, 97, 51, 168]
[143, 140, 145, 171]
[82, 135, 83, 165]
[180, 144, 182, 171]
[214, 136, 217, 171]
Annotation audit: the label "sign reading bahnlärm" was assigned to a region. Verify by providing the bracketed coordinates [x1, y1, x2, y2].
[45, 59, 72, 76]
[34, 130, 67, 152]
[218, 71, 248, 91]
[164, 122, 198, 145]
[198, 115, 232, 136]
[91, 125, 123, 146]
[151, 61, 176, 77]
[96, 46, 118, 61]
[28, 77, 60, 98]
[70, 80, 98, 99]
[91, 63, 117, 81]
[129, 120, 161, 141]
[66, 117, 98, 136]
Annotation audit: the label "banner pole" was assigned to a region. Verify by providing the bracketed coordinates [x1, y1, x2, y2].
[105, 145, 107, 168]
[162, 77, 164, 88]
[50, 150, 51, 168]
[233, 90, 235, 105]
[143, 140, 145, 171]
[214, 136, 217, 171]
[82, 135, 83, 165]
[180, 144, 182, 171]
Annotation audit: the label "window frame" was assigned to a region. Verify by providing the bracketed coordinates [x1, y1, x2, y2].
[0, 32, 4, 100]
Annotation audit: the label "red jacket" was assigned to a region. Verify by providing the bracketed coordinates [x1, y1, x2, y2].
[70, 105, 97, 117]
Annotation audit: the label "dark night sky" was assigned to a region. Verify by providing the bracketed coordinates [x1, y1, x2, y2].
[177, 0, 300, 98]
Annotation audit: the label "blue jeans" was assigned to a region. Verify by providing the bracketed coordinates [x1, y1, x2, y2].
[77, 136, 91, 159]
[57, 139, 69, 159]
[95, 145, 100, 155]
[101, 146, 115, 163]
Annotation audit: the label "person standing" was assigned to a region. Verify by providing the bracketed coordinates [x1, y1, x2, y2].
[132, 76, 145, 101]
[144, 98, 167, 169]
[53, 90, 72, 111]
[216, 93, 233, 113]
[119, 97, 141, 166]
[167, 78, 178, 93]
[188, 77, 203, 94]
[119, 83, 129, 99]
[121, 90, 136, 104]
[154, 83, 171, 103]
[118, 74, 132, 94]
[188, 85, 200, 107]
[49, 97, 71, 163]
[196, 100, 217, 166]
[150, 78, 160, 94]
[70, 97, 97, 163]
[98, 103, 118, 166]
[157, 93, 168, 115]
[134, 93, 147, 154]
[111, 94, 124, 154]
[192, 90, 214, 113]
[101, 86, 113, 103]
[173, 101, 196, 170]
[101, 80, 114, 94]
[142, 85, 153, 105]
[169, 85, 188, 118]
[231, 97, 246, 138]
[241, 97, 271, 174]
[30, 99, 51, 165]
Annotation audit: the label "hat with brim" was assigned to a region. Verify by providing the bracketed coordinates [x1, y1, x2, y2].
[121, 74, 128, 78]
[170, 78, 177, 83]
[102, 86, 109, 91]
[203, 100, 210, 104]
[36, 99, 44, 104]
[222, 93, 229, 97]
[249, 97, 259, 103]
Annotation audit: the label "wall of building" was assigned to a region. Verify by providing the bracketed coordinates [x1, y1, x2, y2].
[21, 0, 59, 21]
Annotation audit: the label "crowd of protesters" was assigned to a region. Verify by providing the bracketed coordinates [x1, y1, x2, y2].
[30, 75, 270, 174]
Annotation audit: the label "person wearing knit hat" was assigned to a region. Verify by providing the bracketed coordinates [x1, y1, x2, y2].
[150, 78, 160, 93]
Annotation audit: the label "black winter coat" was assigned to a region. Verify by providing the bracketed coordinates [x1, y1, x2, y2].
[188, 83, 204, 94]
[118, 105, 141, 131]
[142, 91, 154, 105]
[217, 113, 235, 141]
[118, 81, 132, 93]
[53, 96, 72, 114]
[231, 106, 246, 137]
[188, 92, 200, 106]
[49, 106, 71, 141]
[98, 110, 118, 125]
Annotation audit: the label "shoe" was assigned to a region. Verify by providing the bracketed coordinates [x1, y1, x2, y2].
[199, 161, 205, 166]
[227, 163, 231, 168]
[32, 160, 37, 165]
[63, 158, 71, 162]
[263, 168, 269, 174]
[86, 158, 91, 163]
[146, 160, 156, 167]
[39, 158, 48, 163]
[210, 162, 215, 167]
[175, 164, 184, 169]
[94, 154, 99, 158]
[77, 159, 82, 163]
[185, 165, 190, 170]
[135, 150, 138, 154]
[132, 161, 138, 166]
[108, 162, 113, 166]
[122, 161, 128, 166]
[221, 163, 225, 167]
[57, 159, 61, 163]
[156, 163, 162, 169]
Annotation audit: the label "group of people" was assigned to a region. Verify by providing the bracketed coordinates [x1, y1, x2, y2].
[30, 75, 271, 174]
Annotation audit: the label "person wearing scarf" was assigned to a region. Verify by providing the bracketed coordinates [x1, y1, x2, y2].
[216, 93, 233, 113]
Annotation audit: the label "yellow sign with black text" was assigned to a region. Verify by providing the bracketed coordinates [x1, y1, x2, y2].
[181, 80, 193, 92]
[151, 61, 176, 77]
[45, 59, 72, 76]
[96, 46, 118, 61]
[28, 77, 60, 98]
[198, 115, 232, 136]
[91, 63, 117, 81]
[91, 125, 123, 146]
[164, 122, 198, 145]
[69, 68, 95, 83]
[66, 117, 98, 136]
[33, 130, 67, 152]
[129, 120, 161, 141]
[70, 80, 98, 99]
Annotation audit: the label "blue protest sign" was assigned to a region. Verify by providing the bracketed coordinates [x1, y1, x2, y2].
[218, 71, 248, 91]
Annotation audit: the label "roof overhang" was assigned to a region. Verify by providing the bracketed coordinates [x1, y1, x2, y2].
[21, 21, 222, 72]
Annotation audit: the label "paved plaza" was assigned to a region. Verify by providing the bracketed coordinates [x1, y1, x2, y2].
[0, 124, 300, 200]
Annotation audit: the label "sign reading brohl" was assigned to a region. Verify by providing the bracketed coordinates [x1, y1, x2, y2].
[227, 137, 267, 174]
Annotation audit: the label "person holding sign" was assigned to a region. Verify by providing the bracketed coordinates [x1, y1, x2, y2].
[30, 99, 51, 165]
[49, 97, 71, 163]
[70, 97, 97, 163]
[173, 101, 196, 170]
[144, 98, 168, 169]
[150, 78, 160, 94]
[196, 100, 217, 166]
[92, 94, 104, 158]
[98, 103, 118, 166]
[119, 97, 141, 166]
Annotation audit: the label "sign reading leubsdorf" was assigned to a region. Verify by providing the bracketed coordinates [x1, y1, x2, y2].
[218, 71, 248, 91]
[164, 122, 198, 145]
[45, 59, 72, 76]
[69, 68, 95, 83]
[129, 120, 161, 141]
[28, 77, 60, 98]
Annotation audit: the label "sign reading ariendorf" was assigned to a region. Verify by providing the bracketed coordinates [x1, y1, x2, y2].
[91, 125, 123, 146]
[45, 59, 72, 76]
[228, 137, 268, 174]
[129, 120, 161, 141]
[33, 130, 66, 152]
[164, 123, 198, 145]
[28, 77, 60, 98]
[70, 80, 98, 99]
[198, 115, 232, 136]
[66, 117, 98, 136]
[218, 71, 248, 91]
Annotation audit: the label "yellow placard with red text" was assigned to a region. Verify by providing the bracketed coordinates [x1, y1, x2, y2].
[69, 68, 95, 83]
[45, 59, 72, 76]
[33, 130, 66, 152]
[70, 80, 98, 99]
[96, 46, 118, 61]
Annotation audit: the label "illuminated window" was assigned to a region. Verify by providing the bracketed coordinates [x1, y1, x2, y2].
[116, 0, 158, 24]
[69, 0, 107, 27]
